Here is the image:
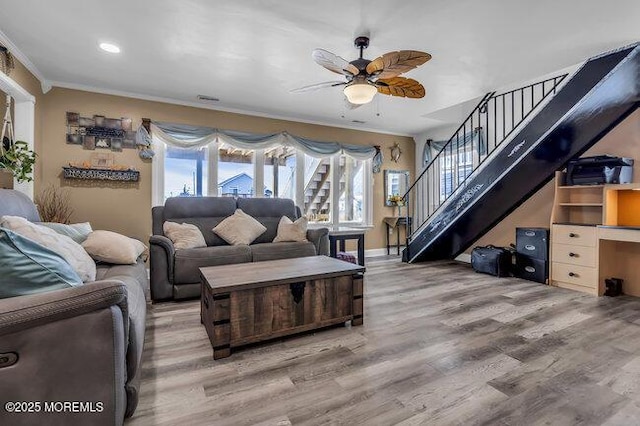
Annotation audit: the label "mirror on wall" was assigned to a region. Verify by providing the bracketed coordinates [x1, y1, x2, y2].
[384, 169, 410, 206]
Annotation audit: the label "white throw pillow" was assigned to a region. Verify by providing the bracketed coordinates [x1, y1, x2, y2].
[273, 216, 308, 243]
[212, 209, 266, 246]
[163, 221, 206, 250]
[82, 230, 147, 265]
[0, 215, 97, 282]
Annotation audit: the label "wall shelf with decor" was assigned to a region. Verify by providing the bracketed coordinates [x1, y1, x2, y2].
[62, 167, 140, 182]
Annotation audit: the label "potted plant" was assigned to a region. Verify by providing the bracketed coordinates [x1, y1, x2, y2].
[0, 138, 36, 188]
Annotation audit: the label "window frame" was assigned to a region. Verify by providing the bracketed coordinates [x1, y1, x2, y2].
[152, 137, 373, 228]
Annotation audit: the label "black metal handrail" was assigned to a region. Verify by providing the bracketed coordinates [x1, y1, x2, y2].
[403, 73, 568, 241]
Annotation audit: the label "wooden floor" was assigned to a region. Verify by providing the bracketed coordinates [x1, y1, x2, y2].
[128, 257, 640, 426]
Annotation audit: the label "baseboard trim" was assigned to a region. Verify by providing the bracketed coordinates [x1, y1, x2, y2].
[343, 248, 395, 258]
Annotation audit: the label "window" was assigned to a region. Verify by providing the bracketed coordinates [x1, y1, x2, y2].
[264, 146, 296, 199]
[440, 146, 473, 200]
[154, 138, 372, 227]
[218, 143, 254, 198]
[164, 146, 208, 200]
[304, 154, 331, 223]
[339, 155, 364, 223]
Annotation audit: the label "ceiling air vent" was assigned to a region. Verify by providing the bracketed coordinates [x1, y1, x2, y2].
[197, 95, 220, 102]
[351, 120, 366, 124]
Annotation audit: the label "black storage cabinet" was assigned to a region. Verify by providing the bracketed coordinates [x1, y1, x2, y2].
[514, 227, 549, 283]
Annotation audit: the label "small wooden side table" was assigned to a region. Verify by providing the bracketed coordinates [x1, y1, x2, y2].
[328, 227, 366, 266]
[384, 217, 412, 255]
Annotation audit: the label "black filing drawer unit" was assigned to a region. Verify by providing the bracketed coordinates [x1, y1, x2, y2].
[515, 227, 549, 283]
[514, 254, 548, 284]
[515, 228, 549, 260]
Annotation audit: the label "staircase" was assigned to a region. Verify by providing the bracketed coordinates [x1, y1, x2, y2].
[304, 158, 331, 217]
[304, 157, 363, 218]
[404, 43, 640, 263]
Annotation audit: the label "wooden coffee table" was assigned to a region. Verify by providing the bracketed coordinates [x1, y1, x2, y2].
[200, 256, 365, 359]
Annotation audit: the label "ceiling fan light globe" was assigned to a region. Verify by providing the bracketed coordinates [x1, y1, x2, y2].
[344, 83, 377, 105]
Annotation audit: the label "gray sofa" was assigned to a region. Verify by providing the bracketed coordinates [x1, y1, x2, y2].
[0, 189, 146, 425]
[150, 197, 329, 301]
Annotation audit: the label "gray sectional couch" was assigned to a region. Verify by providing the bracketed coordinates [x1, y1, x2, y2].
[150, 197, 329, 301]
[0, 189, 147, 425]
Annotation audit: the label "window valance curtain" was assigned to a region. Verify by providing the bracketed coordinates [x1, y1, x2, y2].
[422, 128, 486, 168]
[136, 121, 377, 161]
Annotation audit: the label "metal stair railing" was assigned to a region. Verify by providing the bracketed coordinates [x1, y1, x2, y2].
[403, 73, 569, 243]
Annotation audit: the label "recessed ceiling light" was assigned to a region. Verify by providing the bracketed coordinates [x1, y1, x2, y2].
[99, 42, 121, 54]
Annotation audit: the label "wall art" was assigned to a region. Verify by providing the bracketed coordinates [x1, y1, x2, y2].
[66, 112, 135, 152]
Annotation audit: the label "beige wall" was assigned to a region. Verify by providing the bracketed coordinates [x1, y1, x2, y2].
[39, 87, 415, 249]
[468, 109, 640, 252]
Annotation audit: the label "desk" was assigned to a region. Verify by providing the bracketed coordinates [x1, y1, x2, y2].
[598, 226, 640, 297]
[328, 228, 366, 266]
[383, 217, 412, 255]
[549, 174, 640, 297]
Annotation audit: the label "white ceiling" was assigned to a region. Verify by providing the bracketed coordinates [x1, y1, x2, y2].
[0, 0, 639, 136]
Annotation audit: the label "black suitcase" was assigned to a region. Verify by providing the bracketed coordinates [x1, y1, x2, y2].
[471, 245, 512, 277]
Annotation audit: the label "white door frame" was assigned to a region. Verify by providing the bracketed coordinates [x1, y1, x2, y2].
[0, 72, 36, 199]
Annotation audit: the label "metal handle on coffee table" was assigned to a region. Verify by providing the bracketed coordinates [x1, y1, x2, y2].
[569, 233, 577, 238]
[290, 282, 306, 304]
[569, 252, 577, 257]
[569, 272, 577, 277]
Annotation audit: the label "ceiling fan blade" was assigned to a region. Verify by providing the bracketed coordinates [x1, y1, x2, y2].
[376, 77, 426, 98]
[312, 49, 359, 76]
[290, 81, 347, 93]
[366, 50, 431, 80]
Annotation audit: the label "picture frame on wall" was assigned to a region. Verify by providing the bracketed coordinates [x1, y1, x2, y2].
[83, 135, 96, 150]
[111, 138, 123, 152]
[66, 112, 138, 151]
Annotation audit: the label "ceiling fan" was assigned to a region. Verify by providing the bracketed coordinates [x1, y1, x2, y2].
[291, 36, 431, 107]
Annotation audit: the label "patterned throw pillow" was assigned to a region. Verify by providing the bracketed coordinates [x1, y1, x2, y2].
[39, 222, 93, 244]
[163, 221, 207, 249]
[0, 215, 96, 282]
[273, 216, 308, 243]
[212, 209, 267, 245]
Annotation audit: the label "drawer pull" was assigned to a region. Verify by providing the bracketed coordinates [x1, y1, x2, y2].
[525, 244, 536, 251]
[569, 272, 578, 277]
[525, 231, 536, 237]
[569, 233, 577, 238]
[569, 252, 578, 257]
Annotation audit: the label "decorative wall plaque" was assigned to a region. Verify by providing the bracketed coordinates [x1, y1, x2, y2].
[66, 112, 136, 152]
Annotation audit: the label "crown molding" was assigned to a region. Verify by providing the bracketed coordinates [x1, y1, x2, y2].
[0, 29, 51, 93]
[48, 80, 412, 138]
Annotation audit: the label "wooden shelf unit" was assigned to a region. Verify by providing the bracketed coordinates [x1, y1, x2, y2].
[550, 171, 640, 296]
[550, 171, 605, 226]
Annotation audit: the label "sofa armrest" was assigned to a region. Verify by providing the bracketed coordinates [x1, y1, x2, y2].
[307, 227, 329, 256]
[149, 235, 175, 301]
[0, 282, 129, 424]
[0, 281, 127, 336]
